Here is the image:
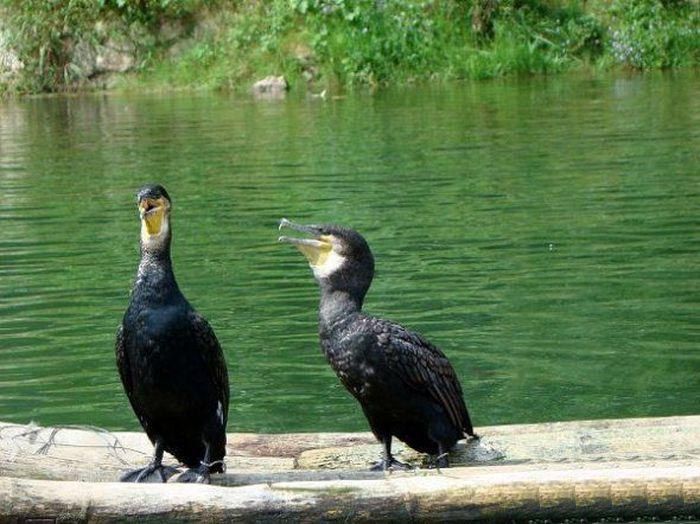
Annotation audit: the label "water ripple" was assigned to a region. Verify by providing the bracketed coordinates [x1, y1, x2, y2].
[0, 73, 698, 432]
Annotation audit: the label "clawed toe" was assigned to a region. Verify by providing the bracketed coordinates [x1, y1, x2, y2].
[370, 458, 412, 472]
[370, 460, 385, 472]
[120, 464, 180, 483]
[170, 464, 211, 484]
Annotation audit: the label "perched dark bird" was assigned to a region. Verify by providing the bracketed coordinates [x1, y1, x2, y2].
[115, 184, 229, 483]
[278, 219, 478, 470]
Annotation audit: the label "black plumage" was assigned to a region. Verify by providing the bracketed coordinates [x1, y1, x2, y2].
[116, 184, 229, 483]
[279, 219, 477, 469]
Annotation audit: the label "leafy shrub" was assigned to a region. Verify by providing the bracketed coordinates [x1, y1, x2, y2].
[290, 0, 464, 85]
[2, 0, 101, 92]
[98, 0, 200, 28]
[607, 0, 700, 68]
[1, 0, 207, 92]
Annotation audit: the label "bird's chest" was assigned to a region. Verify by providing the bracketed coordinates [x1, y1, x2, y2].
[125, 309, 201, 387]
[321, 331, 382, 398]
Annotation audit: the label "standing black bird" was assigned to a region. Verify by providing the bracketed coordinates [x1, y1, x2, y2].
[278, 219, 478, 470]
[115, 184, 229, 483]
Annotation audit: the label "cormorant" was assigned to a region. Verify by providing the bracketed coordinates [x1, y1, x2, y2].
[115, 184, 229, 483]
[278, 219, 478, 470]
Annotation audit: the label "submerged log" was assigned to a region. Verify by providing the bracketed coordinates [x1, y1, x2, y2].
[0, 416, 699, 521]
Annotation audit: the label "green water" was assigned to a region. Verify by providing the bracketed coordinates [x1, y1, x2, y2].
[0, 72, 698, 434]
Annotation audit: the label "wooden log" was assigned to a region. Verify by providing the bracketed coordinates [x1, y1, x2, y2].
[1, 463, 699, 522]
[0, 416, 699, 521]
[1, 416, 698, 481]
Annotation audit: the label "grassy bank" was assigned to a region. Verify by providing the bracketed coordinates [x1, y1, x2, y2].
[1, 0, 698, 94]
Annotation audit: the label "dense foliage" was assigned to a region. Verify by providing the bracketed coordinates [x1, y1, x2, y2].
[0, 0, 203, 92]
[607, 0, 699, 68]
[0, 0, 698, 93]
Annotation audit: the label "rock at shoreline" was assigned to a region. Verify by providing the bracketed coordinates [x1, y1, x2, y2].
[95, 39, 136, 74]
[70, 36, 136, 81]
[252, 75, 288, 99]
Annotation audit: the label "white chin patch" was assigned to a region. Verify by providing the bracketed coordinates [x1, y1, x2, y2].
[312, 250, 347, 279]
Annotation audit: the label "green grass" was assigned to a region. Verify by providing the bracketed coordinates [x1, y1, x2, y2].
[1, 0, 698, 94]
[122, 0, 607, 91]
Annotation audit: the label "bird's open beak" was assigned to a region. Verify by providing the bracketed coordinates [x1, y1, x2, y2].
[139, 197, 168, 235]
[278, 218, 333, 267]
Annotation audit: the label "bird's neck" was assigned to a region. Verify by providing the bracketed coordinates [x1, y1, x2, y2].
[319, 289, 363, 331]
[132, 247, 184, 306]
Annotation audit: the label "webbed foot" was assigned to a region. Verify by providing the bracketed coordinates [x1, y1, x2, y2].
[171, 465, 210, 484]
[120, 463, 180, 483]
[370, 457, 412, 472]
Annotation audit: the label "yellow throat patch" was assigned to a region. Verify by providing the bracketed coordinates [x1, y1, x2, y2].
[143, 209, 163, 235]
[298, 236, 333, 267]
[139, 197, 168, 236]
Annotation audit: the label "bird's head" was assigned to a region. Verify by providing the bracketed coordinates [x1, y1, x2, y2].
[278, 218, 374, 303]
[137, 184, 172, 252]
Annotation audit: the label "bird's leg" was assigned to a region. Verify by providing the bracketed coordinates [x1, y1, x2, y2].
[172, 441, 217, 484]
[370, 436, 411, 472]
[462, 410, 480, 441]
[433, 442, 450, 471]
[120, 439, 180, 483]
